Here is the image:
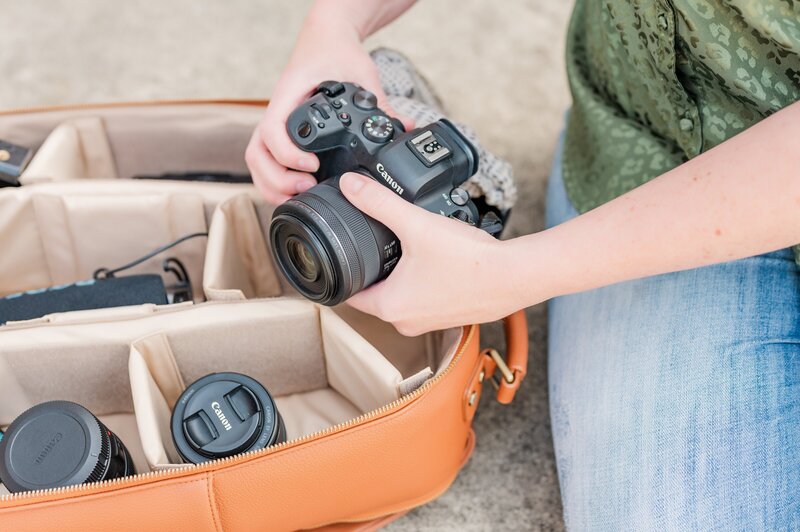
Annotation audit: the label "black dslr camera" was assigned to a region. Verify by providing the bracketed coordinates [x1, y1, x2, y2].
[270, 81, 503, 305]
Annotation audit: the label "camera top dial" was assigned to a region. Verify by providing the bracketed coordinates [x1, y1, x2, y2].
[362, 115, 394, 143]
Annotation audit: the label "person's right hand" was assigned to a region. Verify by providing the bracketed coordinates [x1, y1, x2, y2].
[246, 11, 414, 205]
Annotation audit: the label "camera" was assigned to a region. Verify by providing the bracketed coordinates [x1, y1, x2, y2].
[269, 81, 503, 306]
[0, 401, 136, 493]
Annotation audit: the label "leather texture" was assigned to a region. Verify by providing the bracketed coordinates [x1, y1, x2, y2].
[497, 311, 529, 404]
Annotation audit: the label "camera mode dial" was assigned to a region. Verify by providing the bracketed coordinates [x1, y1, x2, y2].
[362, 115, 394, 144]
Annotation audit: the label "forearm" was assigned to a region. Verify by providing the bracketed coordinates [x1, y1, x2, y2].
[306, 0, 417, 41]
[512, 101, 800, 303]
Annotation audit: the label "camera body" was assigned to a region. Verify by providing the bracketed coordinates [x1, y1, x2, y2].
[270, 81, 501, 305]
[286, 81, 482, 225]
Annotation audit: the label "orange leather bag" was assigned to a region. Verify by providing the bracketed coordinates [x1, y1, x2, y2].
[0, 101, 528, 531]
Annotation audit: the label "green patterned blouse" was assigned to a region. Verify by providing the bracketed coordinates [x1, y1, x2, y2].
[564, 0, 800, 212]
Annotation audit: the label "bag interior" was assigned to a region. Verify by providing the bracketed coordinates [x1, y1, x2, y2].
[0, 104, 464, 494]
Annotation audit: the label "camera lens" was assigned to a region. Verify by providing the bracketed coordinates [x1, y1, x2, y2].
[171, 372, 285, 464]
[286, 236, 319, 281]
[270, 180, 399, 305]
[0, 401, 136, 493]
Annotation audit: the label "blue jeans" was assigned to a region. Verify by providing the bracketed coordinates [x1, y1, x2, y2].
[546, 136, 800, 531]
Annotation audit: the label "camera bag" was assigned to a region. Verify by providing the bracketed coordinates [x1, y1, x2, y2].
[0, 100, 528, 531]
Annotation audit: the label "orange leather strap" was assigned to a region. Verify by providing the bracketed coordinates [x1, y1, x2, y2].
[489, 310, 529, 404]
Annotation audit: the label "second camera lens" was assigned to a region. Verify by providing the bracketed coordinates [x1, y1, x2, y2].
[0, 401, 136, 493]
[171, 372, 286, 464]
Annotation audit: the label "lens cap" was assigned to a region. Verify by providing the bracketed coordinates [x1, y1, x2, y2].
[171, 372, 285, 464]
[0, 401, 113, 493]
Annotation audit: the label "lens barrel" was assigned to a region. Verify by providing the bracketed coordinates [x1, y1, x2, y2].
[270, 180, 397, 306]
[0, 401, 136, 493]
[171, 372, 285, 464]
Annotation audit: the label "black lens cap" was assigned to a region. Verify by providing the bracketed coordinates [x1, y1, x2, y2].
[171, 372, 285, 464]
[0, 401, 112, 493]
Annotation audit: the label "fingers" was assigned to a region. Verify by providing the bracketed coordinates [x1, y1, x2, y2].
[245, 131, 316, 205]
[257, 80, 320, 172]
[394, 113, 416, 132]
[258, 115, 319, 173]
[339, 172, 426, 237]
[357, 76, 416, 132]
[347, 283, 425, 337]
[345, 283, 384, 320]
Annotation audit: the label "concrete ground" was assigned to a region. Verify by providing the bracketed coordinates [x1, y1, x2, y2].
[0, 1, 573, 529]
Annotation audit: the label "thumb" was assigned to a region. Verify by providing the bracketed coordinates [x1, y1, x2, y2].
[339, 172, 421, 236]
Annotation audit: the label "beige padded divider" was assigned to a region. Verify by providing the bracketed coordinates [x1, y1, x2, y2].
[0, 337, 134, 426]
[332, 304, 444, 379]
[31, 192, 207, 288]
[165, 300, 329, 397]
[20, 117, 117, 184]
[0, 188, 52, 294]
[273, 389, 362, 439]
[0, 181, 260, 297]
[129, 346, 185, 468]
[0, 103, 263, 180]
[320, 307, 402, 412]
[126, 299, 417, 470]
[131, 334, 186, 405]
[203, 194, 281, 301]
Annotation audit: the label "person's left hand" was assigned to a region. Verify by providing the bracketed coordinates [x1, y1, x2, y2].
[340, 172, 525, 336]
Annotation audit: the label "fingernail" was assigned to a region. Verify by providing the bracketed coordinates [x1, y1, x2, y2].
[295, 180, 315, 193]
[341, 173, 366, 193]
[297, 157, 316, 171]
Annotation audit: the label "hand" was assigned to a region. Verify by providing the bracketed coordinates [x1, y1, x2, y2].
[245, 10, 413, 205]
[340, 172, 526, 336]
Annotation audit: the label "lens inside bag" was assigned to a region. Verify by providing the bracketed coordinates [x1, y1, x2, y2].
[270, 181, 397, 306]
[0, 401, 136, 493]
[171, 372, 285, 464]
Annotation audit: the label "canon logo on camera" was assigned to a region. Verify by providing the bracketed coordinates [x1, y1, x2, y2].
[375, 163, 404, 196]
[210, 401, 232, 431]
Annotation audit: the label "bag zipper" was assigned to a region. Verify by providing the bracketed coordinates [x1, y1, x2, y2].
[0, 324, 475, 504]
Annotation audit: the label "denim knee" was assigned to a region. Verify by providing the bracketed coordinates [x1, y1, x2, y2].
[547, 252, 800, 530]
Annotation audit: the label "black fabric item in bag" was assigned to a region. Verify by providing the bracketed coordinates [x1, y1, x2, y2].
[0, 275, 168, 325]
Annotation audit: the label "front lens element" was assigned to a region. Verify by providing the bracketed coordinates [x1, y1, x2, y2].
[286, 236, 319, 281]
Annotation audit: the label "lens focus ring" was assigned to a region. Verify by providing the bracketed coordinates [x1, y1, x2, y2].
[271, 180, 390, 305]
[298, 183, 382, 297]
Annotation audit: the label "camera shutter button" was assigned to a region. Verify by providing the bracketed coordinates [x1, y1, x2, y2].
[450, 187, 470, 206]
[353, 89, 378, 110]
[316, 81, 345, 97]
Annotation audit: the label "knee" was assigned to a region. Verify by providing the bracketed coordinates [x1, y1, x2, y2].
[549, 333, 800, 530]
